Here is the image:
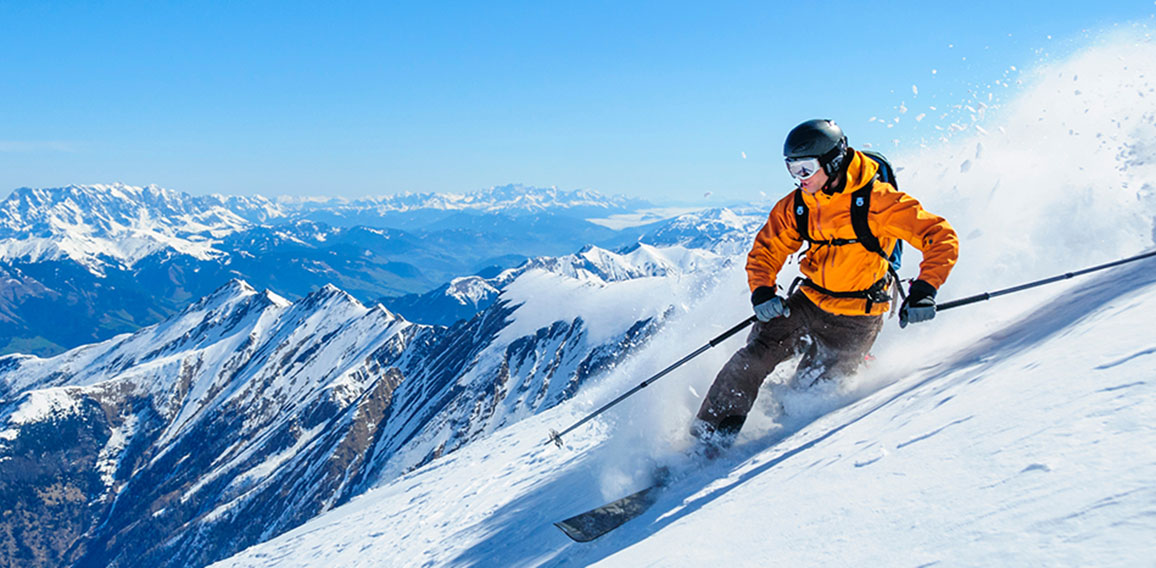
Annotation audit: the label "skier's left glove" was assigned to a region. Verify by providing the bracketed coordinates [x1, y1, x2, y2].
[899, 279, 937, 328]
[751, 286, 790, 322]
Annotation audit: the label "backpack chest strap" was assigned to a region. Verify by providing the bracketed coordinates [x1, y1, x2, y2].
[793, 182, 886, 259]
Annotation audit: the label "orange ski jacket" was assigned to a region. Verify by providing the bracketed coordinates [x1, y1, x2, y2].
[747, 150, 959, 316]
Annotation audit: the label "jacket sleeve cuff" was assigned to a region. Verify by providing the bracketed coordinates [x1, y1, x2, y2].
[751, 286, 778, 306]
[909, 279, 937, 299]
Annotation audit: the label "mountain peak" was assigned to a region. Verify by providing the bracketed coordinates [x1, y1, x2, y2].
[295, 283, 366, 314]
[177, 278, 260, 314]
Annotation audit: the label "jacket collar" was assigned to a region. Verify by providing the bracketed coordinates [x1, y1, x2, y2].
[824, 149, 878, 196]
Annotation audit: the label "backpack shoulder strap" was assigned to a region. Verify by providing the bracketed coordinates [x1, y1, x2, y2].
[792, 188, 811, 243]
[850, 182, 885, 258]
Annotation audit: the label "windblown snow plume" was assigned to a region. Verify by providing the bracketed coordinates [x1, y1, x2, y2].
[897, 28, 1156, 297]
[852, 27, 1156, 370]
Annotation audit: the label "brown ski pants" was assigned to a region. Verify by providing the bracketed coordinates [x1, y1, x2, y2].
[695, 291, 883, 431]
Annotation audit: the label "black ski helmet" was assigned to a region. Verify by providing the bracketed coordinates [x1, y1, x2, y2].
[783, 119, 849, 178]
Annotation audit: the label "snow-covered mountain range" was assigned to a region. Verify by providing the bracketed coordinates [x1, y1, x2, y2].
[0, 184, 279, 270]
[0, 183, 755, 356]
[0, 183, 645, 272]
[0, 242, 731, 567]
[287, 184, 652, 218]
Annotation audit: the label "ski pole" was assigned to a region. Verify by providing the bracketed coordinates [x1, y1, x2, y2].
[938, 249, 1156, 311]
[548, 315, 757, 448]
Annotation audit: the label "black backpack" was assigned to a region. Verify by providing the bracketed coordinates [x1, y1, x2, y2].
[790, 150, 904, 311]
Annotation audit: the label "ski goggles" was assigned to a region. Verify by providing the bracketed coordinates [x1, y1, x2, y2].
[785, 157, 822, 180]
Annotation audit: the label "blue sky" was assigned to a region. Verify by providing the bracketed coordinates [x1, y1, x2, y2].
[0, 1, 1152, 203]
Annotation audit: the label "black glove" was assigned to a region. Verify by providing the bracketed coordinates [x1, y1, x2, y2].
[899, 279, 937, 328]
[751, 286, 790, 322]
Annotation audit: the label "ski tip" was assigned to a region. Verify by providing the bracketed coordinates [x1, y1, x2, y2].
[554, 520, 599, 543]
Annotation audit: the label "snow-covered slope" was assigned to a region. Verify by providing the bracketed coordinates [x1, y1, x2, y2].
[584, 256, 1156, 567]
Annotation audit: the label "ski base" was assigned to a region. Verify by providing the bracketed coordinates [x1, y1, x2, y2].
[555, 483, 664, 542]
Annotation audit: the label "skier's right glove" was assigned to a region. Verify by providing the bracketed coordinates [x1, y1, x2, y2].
[751, 286, 790, 322]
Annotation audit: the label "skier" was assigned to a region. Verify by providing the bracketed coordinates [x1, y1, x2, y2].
[691, 119, 960, 455]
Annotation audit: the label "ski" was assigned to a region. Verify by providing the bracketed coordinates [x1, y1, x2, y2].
[555, 483, 664, 542]
[554, 467, 671, 542]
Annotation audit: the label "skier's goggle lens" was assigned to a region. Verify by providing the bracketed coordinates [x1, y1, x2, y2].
[785, 157, 822, 180]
